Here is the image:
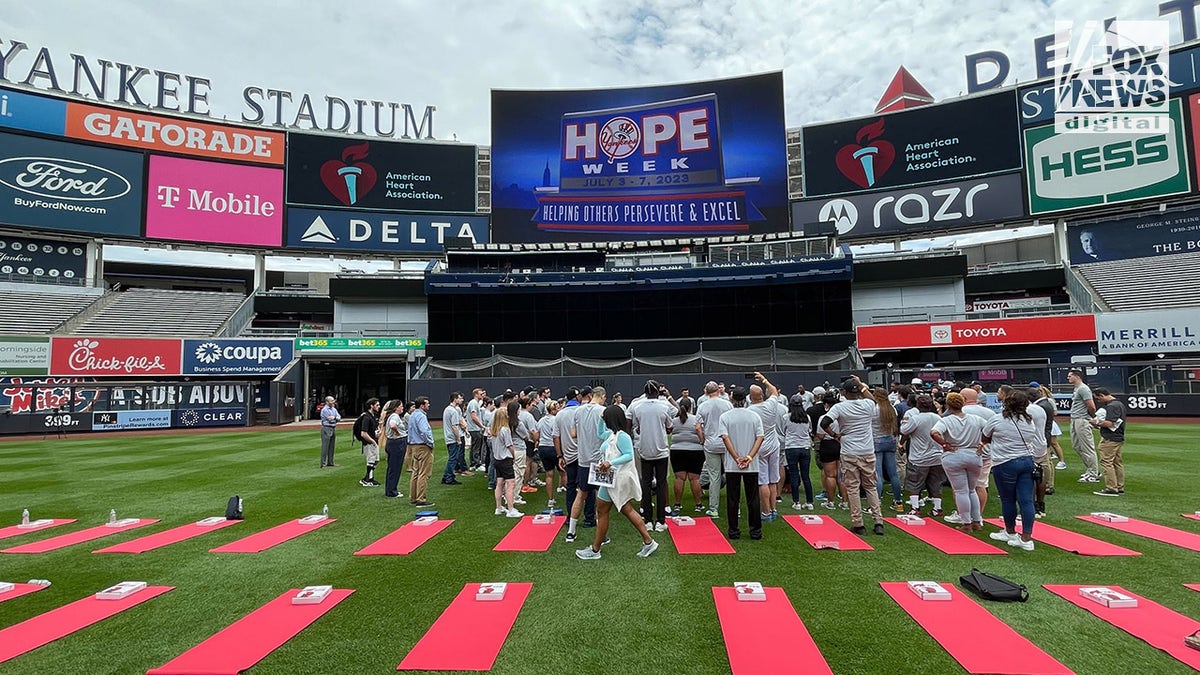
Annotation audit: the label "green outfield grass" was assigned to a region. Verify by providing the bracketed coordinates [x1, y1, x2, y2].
[1, 422, 1199, 674]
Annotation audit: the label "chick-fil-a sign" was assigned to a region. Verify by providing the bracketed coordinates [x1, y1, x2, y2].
[50, 337, 182, 376]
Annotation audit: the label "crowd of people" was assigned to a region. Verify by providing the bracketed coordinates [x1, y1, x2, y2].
[313, 367, 1128, 557]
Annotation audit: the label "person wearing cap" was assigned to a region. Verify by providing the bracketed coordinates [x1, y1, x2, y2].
[555, 387, 584, 538]
[698, 380, 733, 517]
[820, 376, 885, 536]
[1090, 387, 1126, 497]
[1067, 369, 1101, 482]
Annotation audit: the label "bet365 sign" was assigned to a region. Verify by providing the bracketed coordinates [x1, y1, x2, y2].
[1024, 97, 1190, 215]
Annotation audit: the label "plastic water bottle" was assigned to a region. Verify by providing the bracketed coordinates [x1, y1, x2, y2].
[322, 504, 329, 518]
[108, 509, 117, 525]
[21, 509, 29, 526]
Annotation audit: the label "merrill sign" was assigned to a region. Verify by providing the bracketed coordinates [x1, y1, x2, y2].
[1095, 309, 1200, 355]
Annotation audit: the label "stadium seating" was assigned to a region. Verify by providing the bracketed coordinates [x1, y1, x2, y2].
[0, 285, 104, 334]
[68, 288, 247, 337]
[1074, 251, 1200, 312]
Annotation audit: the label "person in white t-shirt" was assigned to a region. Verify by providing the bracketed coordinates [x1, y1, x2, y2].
[718, 388, 764, 540]
[820, 376, 885, 536]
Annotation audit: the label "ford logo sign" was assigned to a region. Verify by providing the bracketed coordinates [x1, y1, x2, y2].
[0, 157, 132, 202]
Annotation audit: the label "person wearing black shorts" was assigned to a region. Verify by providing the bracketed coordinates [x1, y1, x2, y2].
[810, 392, 845, 509]
[670, 397, 706, 513]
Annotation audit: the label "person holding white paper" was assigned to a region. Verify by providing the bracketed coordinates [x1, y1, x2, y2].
[576, 406, 658, 560]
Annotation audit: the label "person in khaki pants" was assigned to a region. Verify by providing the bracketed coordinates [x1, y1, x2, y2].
[407, 396, 436, 507]
[1090, 387, 1127, 497]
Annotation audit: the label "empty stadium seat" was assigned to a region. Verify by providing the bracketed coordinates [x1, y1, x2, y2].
[1075, 251, 1200, 311]
[68, 288, 246, 337]
[0, 285, 104, 334]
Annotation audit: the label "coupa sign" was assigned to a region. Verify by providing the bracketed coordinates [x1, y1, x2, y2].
[1023, 97, 1189, 215]
[182, 339, 293, 376]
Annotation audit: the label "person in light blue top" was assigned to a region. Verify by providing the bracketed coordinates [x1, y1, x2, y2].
[576, 406, 659, 560]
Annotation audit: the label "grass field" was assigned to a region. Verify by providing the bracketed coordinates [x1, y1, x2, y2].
[1, 422, 1199, 674]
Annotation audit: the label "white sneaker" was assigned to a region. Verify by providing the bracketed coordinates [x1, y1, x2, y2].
[792, 502, 804, 510]
[1008, 537, 1035, 551]
[575, 546, 601, 560]
[494, 507, 506, 515]
[637, 539, 659, 558]
[1055, 461, 1068, 470]
[802, 503, 814, 511]
[556, 486, 567, 493]
[944, 511, 963, 524]
[547, 499, 556, 508]
[506, 509, 524, 518]
[989, 530, 1017, 543]
[705, 509, 720, 518]
[653, 522, 667, 532]
[513, 498, 527, 506]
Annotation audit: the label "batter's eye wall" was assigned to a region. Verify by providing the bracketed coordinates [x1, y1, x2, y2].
[427, 281, 851, 344]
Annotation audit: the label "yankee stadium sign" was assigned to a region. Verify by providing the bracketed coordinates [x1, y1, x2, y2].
[0, 37, 437, 138]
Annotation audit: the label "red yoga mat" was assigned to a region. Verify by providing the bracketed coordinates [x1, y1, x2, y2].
[667, 517, 736, 554]
[1077, 515, 1200, 553]
[1182, 513, 1200, 523]
[1045, 584, 1200, 670]
[210, 518, 335, 554]
[355, 520, 453, 556]
[882, 582, 1072, 674]
[0, 519, 76, 541]
[1186, 584, 1200, 593]
[146, 588, 354, 675]
[984, 519, 1140, 556]
[0, 583, 48, 605]
[1, 519, 160, 554]
[885, 517, 1006, 555]
[397, 582, 532, 671]
[782, 514, 873, 551]
[712, 586, 833, 675]
[492, 517, 562, 552]
[0, 586, 173, 664]
[94, 520, 240, 554]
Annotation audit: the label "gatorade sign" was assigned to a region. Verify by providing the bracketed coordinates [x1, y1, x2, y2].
[1024, 97, 1189, 215]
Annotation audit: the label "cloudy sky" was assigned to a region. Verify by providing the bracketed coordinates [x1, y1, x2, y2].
[0, 0, 1173, 144]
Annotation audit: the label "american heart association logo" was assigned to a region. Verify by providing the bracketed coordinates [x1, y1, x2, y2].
[834, 119, 895, 189]
[320, 142, 377, 206]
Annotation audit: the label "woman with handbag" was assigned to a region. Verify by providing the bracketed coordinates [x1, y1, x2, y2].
[575, 405, 658, 560]
[931, 392, 986, 533]
[982, 390, 1039, 551]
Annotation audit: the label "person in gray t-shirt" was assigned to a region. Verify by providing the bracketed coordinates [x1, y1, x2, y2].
[1067, 369, 1099, 480]
[630, 381, 674, 529]
[718, 388, 764, 540]
[697, 383, 734, 515]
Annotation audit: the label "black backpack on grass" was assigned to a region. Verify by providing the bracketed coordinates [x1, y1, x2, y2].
[960, 568, 1027, 602]
[225, 495, 243, 520]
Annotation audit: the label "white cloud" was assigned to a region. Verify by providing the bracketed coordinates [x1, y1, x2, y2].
[0, 0, 1172, 144]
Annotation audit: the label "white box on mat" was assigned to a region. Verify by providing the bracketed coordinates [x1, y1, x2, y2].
[292, 585, 333, 605]
[476, 583, 507, 601]
[907, 581, 951, 601]
[1079, 586, 1137, 608]
[733, 582, 766, 601]
[97, 581, 147, 600]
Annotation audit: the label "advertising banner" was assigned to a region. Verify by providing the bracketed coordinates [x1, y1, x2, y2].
[1018, 43, 1200, 127]
[1095, 309, 1200, 355]
[791, 172, 1025, 239]
[182, 339, 293, 376]
[145, 155, 283, 247]
[0, 234, 87, 281]
[146, 383, 255, 409]
[0, 377, 97, 414]
[284, 207, 489, 253]
[65, 103, 285, 166]
[490, 73, 788, 242]
[0, 337, 50, 376]
[856, 314, 1096, 350]
[0, 85, 67, 135]
[92, 409, 171, 431]
[1067, 207, 1200, 263]
[49, 337, 182, 377]
[294, 336, 425, 351]
[966, 297, 1052, 313]
[172, 407, 247, 428]
[802, 91, 1022, 198]
[1118, 393, 1200, 416]
[0, 410, 92, 434]
[285, 134, 476, 213]
[1024, 98, 1189, 215]
[0, 131, 144, 237]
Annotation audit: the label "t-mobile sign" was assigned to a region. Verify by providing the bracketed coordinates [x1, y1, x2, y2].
[145, 155, 283, 247]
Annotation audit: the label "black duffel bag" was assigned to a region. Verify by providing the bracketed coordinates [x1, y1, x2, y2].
[959, 568, 1028, 602]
